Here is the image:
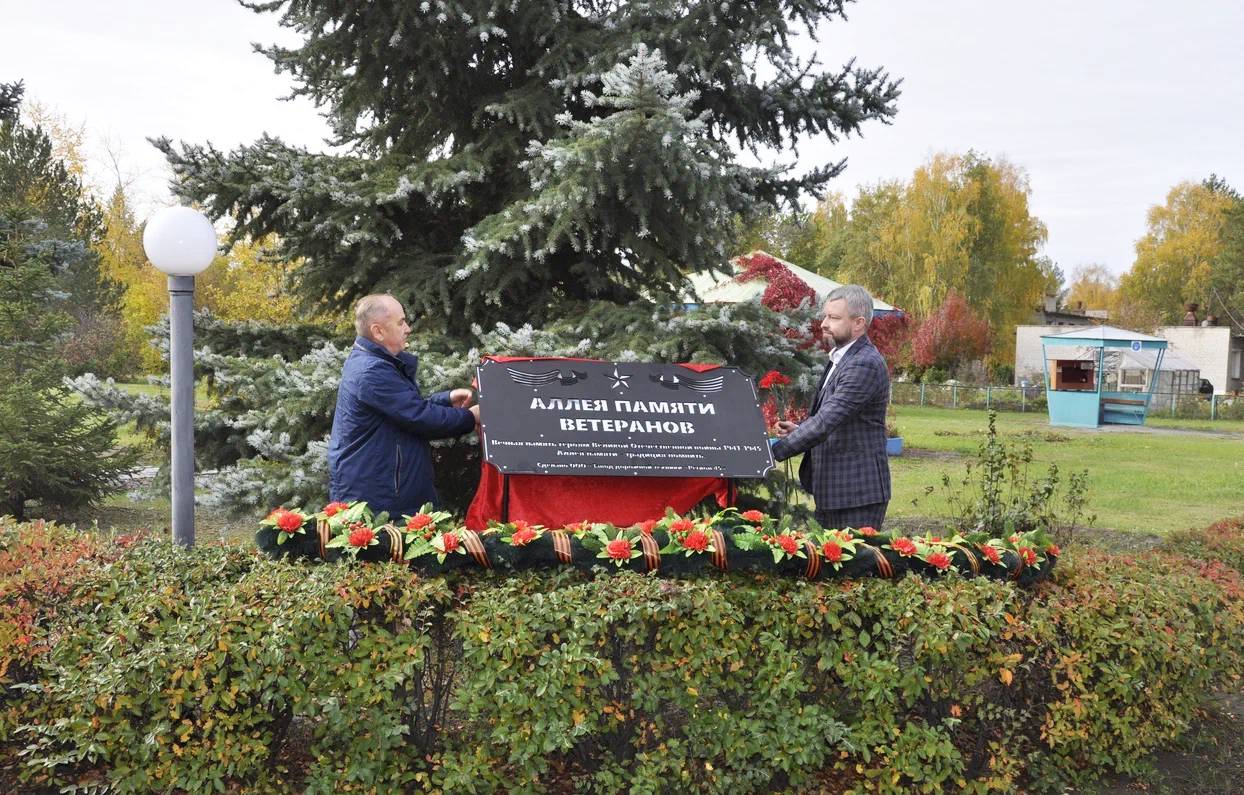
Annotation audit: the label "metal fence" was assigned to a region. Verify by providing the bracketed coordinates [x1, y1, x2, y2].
[889, 383, 1244, 421]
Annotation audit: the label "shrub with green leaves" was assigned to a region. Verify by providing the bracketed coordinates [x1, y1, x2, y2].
[3, 517, 1243, 793]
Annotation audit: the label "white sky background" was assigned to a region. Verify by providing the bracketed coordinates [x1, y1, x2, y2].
[3, 0, 1242, 278]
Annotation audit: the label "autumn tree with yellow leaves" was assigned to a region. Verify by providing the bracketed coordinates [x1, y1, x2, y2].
[1116, 178, 1240, 329]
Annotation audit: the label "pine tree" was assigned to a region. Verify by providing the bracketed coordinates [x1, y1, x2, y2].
[155, 0, 899, 337]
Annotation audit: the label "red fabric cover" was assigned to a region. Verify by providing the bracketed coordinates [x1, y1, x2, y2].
[465, 356, 730, 529]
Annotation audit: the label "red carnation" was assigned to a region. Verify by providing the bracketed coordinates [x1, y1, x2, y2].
[822, 541, 843, 562]
[276, 510, 304, 533]
[1046, 544, 1061, 557]
[740, 510, 765, 522]
[324, 502, 349, 517]
[407, 513, 435, 531]
[777, 535, 799, 555]
[1018, 547, 1037, 566]
[858, 526, 878, 537]
[441, 532, 460, 553]
[683, 530, 710, 552]
[510, 527, 537, 546]
[1009, 535, 1020, 545]
[758, 370, 792, 389]
[606, 538, 632, 560]
[637, 519, 659, 535]
[891, 537, 918, 557]
[348, 527, 375, 547]
[927, 551, 952, 571]
[980, 544, 1002, 564]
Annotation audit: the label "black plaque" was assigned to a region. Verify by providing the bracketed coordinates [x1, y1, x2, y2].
[477, 359, 775, 478]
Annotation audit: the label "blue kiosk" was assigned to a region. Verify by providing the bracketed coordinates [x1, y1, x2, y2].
[1040, 326, 1168, 428]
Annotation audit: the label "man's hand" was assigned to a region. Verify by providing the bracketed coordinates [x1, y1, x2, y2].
[450, 388, 475, 408]
[468, 403, 481, 430]
[775, 420, 799, 437]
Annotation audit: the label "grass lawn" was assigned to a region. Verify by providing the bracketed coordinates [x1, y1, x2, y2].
[887, 405, 1244, 534]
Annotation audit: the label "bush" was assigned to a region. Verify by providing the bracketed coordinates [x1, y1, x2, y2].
[3, 518, 1243, 793]
[1163, 516, 1244, 575]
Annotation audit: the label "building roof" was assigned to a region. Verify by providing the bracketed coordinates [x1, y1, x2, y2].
[1042, 325, 1167, 344]
[685, 251, 898, 312]
[1120, 348, 1199, 372]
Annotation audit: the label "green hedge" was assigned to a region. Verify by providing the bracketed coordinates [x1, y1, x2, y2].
[2, 518, 1242, 793]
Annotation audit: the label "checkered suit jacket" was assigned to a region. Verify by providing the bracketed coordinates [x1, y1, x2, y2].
[771, 335, 891, 510]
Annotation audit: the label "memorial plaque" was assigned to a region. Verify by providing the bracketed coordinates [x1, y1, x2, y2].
[477, 359, 775, 478]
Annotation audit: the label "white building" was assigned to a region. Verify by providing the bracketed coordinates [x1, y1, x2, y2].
[1156, 326, 1244, 395]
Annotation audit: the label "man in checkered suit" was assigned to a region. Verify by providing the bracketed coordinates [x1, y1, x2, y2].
[770, 285, 892, 531]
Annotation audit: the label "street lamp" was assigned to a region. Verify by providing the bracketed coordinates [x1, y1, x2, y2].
[143, 206, 217, 547]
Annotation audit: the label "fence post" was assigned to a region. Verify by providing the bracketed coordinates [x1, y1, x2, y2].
[1211, 393, 1217, 421]
[952, 385, 958, 409]
[920, 383, 925, 406]
[986, 386, 992, 409]
[1021, 387, 1026, 412]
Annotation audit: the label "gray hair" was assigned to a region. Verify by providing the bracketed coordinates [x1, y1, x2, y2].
[825, 284, 874, 325]
[354, 294, 396, 338]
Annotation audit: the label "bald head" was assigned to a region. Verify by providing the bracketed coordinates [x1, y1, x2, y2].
[354, 294, 410, 355]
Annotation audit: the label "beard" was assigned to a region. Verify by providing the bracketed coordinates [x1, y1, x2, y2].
[827, 328, 852, 348]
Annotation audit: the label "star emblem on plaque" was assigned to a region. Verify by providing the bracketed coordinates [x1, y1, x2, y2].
[606, 365, 631, 391]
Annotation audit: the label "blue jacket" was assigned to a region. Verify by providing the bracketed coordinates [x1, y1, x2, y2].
[328, 337, 476, 517]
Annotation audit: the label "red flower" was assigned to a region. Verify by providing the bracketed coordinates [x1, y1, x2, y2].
[777, 535, 799, 555]
[891, 537, 918, 557]
[348, 527, 375, 547]
[1018, 547, 1037, 566]
[980, 544, 1002, 564]
[510, 527, 537, 546]
[324, 502, 349, 517]
[636, 519, 659, 535]
[758, 370, 792, 389]
[441, 532, 460, 553]
[821, 541, 843, 562]
[1008, 535, 1020, 545]
[740, 510, 766, 523]
[927, 551, 952, 571]
[565, 521, 589, 534]
[683, 530, 710, 552]
[606, 538, 632, 560]
[669, 518, 695, 534]
[858, 526, 878, 537]
[1046, 544, 1061, 557]
[407, 513, 435, 531]
[276, 510, 304, 533]
[929, 536, 942, 543]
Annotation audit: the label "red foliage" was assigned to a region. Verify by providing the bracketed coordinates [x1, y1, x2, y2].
[867, 313, 912, 372]
[910, 291, 992, 370]
[0, 521, 137, 683]
[735, 252, 817, 312]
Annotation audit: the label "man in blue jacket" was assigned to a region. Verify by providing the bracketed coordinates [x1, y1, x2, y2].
[328, 294, 479, 517]
[771, 285, 891, 530]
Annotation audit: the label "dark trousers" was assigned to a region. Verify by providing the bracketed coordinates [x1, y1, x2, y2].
[814, 502, 888, 532]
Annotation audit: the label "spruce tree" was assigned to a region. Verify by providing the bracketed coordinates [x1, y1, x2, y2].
[156, 0, 899, 337]
[0, 83, 138, 519]
[0, 82, 125, 376]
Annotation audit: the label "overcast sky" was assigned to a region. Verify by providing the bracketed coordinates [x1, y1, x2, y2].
[5, 0, 1242, 278]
